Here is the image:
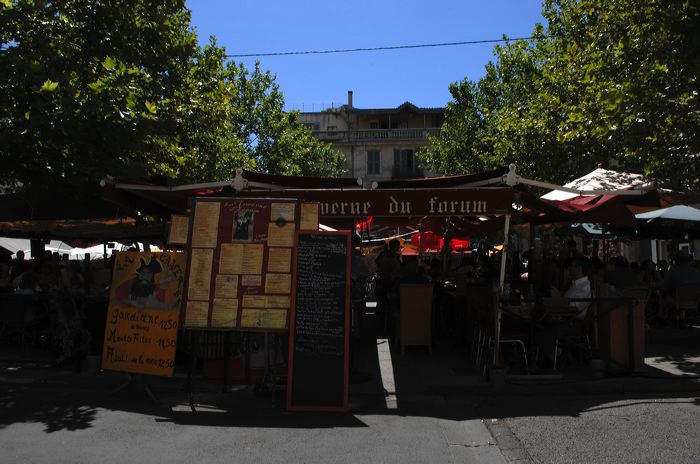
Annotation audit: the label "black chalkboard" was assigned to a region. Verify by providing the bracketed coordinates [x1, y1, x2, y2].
[287, 231, 351, 412]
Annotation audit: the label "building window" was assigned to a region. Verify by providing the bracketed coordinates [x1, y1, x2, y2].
[302, 122, 320, 131]
[393, 149, 416, 177]
[327, 125, 337, 131]
[369, 121, 379, 129]
[367, 150, 381, 175]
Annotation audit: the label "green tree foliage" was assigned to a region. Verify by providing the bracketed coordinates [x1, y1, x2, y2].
[0, 0, 344, 195]
[226, 63, 344, 177]
[420, 0, 700, 189]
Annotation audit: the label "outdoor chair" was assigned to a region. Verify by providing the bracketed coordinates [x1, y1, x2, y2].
[553, 302, 594, 371]
[466, 284, 497, 369]
[469, 285, 530, 375]
[398, 283, 434, 354]
[674, 283, 700, 324]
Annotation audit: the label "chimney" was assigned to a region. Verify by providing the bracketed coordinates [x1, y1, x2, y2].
[347, 90, 353, 108]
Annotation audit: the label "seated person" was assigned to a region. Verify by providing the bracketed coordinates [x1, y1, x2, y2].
[663, 251, 700, 290]
[536, 256, 592, 363]
[9, 250, 28, 285]
[640, 259, 663, 290]
[544, 256, 592, 320]
[659, 251, 700, 324]
[14, 266, 42, 295]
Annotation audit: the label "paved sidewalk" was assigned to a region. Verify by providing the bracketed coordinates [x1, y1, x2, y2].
[0, 340, 509, 464]
[2, 325, 699, 464]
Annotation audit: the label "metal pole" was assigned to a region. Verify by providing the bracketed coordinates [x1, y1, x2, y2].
[495, 213, 512, 366]
[499, 214, 512, 294]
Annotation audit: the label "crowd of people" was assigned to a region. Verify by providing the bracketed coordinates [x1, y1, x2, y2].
[364, 238, 502, 339]
[538, 241, 700, 327]
[498, 239, 700, 368]
[356, 234, 700, 371]
[0, 248, 115, 367]
[0, 249, 113, 296]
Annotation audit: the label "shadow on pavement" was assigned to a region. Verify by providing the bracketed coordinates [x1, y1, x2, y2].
[0, 385, 100, 433]
[645, 326, 700, 376]
[1, 325, 699, 433]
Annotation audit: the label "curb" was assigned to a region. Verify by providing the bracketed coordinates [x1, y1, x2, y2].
[482, 417, 535, 464]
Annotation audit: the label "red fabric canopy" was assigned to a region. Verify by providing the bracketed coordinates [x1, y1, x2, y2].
[101, 170, 662, 227]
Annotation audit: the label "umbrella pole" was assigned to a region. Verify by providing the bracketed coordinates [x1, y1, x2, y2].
[602, 223, 607, 263]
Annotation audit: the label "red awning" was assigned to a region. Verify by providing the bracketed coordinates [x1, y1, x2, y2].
[101, 169, 662, 227]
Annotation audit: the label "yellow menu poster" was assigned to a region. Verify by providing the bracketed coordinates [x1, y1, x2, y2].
[241, 295, 290, 309]
[191, 201, 220, 248]
[241, 244, 264, 274]
[240, 309, 288, 329]
[270, 202, 296, 222]
[185, 300, 209, 327]
[242, 295, 269, 308]
[219, 243, 264, 275]
[214, 274, 238, 299]
[167, 214, 190, 244]
[211, 298, 238, 328]
[267, 247, 292, 273]
[188, 248, 213, 301]
[267, 295, 291, 309]
[265, 273, 292, 294]
[300, 203, 319, 230]
[268, 222, 295, 247]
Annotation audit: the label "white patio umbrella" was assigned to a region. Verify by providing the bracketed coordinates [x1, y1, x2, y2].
[635, 205, 700, 222]
[0, 237, 73, 258]
[541, 167, 653, 201]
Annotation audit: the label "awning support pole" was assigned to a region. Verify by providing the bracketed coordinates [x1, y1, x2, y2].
[495, 213, 512, 366]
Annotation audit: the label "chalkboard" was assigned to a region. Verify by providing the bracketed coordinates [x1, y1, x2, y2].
[287, 231, 351, 412]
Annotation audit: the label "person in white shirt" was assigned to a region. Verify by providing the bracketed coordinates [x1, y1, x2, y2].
[550, 258, 592, 319]
[537, 257, 592, 365]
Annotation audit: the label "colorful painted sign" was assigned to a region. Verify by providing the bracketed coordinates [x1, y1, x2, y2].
[102, 251, 186, 377]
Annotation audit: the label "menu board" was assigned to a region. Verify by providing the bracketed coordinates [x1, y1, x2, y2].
[300, 203, 320, 230]
[167, 214, 190, 245]
[102, 252, 186, 377]
[287, 231, 351, 412]
[182, 198, 318, 331]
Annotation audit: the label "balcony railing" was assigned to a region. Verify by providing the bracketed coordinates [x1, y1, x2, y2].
[312, 128, 440, 143]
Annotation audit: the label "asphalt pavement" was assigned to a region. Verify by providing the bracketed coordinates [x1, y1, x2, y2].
[0, 338, 508, 464]
[1, 326, 699, 464]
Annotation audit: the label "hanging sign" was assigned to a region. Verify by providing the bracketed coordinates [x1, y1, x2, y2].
[238, 188, 513, 217]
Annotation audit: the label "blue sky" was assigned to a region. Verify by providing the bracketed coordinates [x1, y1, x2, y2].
[186, 1, 544, 111]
